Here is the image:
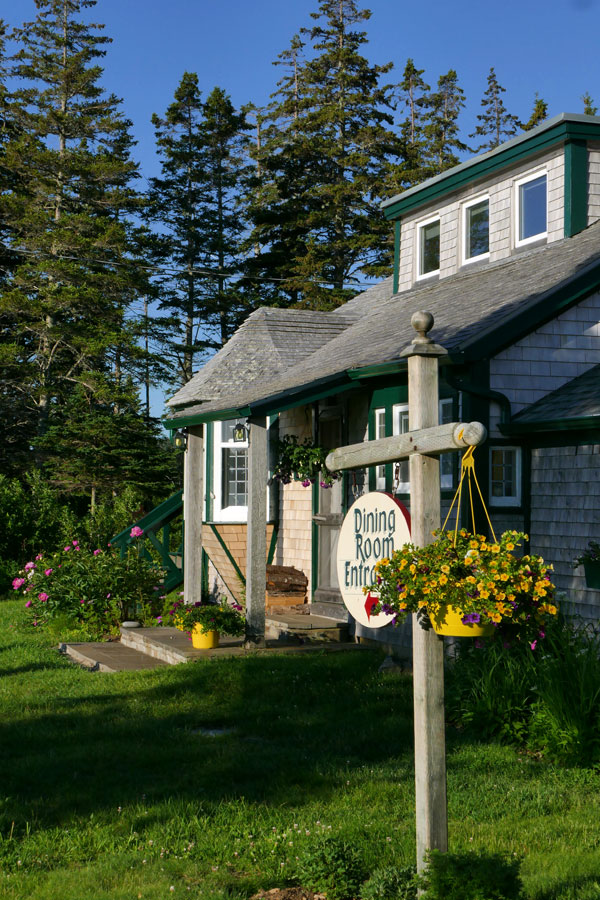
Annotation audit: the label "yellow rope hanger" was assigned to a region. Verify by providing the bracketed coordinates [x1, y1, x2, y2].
[441, 444, 497, 546]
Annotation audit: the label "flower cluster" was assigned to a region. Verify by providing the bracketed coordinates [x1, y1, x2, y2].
[367, 529, 557, 648]
[174, 601, 245, 637]
[269, 434, 340, 488]
[574, 540, 600, 566]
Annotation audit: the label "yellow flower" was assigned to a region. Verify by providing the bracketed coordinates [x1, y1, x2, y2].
[439, 574, 448, 586]
[495, 601, 508, 615]
[491, 544, 500, 554]
[489, 611, 502, 623]
[480, 590, 490, 599]
[469, 540, 479, 549]
[480, 543, 488, 552]
[410, 564, 417, 574]
[399, 602, 407, 611]
[466, 576, 476, 584]
[506, 543, 514, 551]
[418, 600, 427, 608]
[500, 573, 509, 582]
[399, 559, 407, 570]
[441, 564, 450, 574]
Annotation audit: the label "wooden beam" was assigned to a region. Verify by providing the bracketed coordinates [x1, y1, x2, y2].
[325, 421, 486, 472]
[183, 425, 204, 607]
[245, 415, 268, 647]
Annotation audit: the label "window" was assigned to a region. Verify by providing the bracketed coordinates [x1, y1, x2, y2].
[463, 196, 489, 263]
[392, 404, 410, 493]
[374, 408, 387, 491]
[489, 446, 521, 506]
[515, 172, 547, 246]
[439, 398, 454, 490]
[417, 217, 440, 277]
[212, 419, 248, 521]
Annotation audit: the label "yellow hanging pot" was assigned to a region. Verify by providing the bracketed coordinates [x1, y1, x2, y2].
[428, 603, 494, 638]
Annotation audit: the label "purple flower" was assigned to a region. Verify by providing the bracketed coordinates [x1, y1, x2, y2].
[12, 577, 25, 590]
[155, 615, 162, 623]
[38, 593, 49, 602]
[461, 613, 481, 625]
[301, 479, 311, 488]
[130, 526, 144, 538]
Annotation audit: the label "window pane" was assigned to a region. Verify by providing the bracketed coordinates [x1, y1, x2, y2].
[223, 448, 248, 507]
[420, 220, 440, 274]
[490, 449, 517, 500]
[466, 200, 489, 258]
[519, 175, 546, 241]
[439, 399, 454, 488]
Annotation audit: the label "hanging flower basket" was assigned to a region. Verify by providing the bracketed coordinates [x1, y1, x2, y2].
[366, 529, 557, 647]
[574, 542, 600, 589]
[269, 434, 340, 488]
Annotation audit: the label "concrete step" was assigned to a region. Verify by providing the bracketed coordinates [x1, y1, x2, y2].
[61, 640, 169, 672]
[264, 611, 351, 644]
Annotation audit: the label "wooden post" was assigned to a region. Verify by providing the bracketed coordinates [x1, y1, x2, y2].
[183, 425, 204, 607]
[401, 311, 449, 871]
[245, 415, 267, 647]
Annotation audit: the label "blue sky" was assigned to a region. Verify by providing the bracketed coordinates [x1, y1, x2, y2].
[3, 0, 599, 415]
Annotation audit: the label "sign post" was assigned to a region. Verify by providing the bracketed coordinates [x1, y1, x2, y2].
[328, 311, 487, 872]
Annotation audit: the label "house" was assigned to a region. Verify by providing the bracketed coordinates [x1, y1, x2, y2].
[165, 113, 600, 649]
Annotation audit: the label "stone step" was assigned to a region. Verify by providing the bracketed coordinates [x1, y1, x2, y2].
[264, 612, 351, 644]
[61, 641, 169, 672]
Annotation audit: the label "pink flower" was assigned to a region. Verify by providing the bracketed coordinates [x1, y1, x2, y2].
[93, 549, 102, 556]
[44, 569, 53, 576]
[530, 640, 538, 651]
[63, 546, 71, 552]
[24, 562, 35, 571]
[12, 577, 25, 590]
[35, 554, 43, 561]
[38, 593, 49, 602]
[80, 599, 85, 605]
[130, 526, 144, 538]
[25, 600, 32, 608]
[72, 540, 78, 546]
[106, 593, 111, 599]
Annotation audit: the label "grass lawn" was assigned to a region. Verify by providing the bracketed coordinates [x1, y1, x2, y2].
[1, 598, 600, 900]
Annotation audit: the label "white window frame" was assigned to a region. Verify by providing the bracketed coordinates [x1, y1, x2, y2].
[514, 170, 547, 248]
[212, 419, 249, 522]
[462, 194, 490, 265]
[392, 404, 410, 493]
[489, 446, 522, 507]
[416, 215, 441, 280]
[439, 398, 455, 490]
[374, 407, 387, 491]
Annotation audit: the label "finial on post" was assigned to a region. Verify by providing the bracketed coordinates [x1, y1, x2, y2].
[400, 310, 448, 358]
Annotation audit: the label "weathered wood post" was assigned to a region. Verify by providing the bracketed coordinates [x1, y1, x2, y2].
[400, 312, 448, 871]
[183, 425, 204, 607]
[245, 415, 268, 647]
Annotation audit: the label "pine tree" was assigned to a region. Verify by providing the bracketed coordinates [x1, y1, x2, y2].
[0, 0, 156, 490]
[149, 75, 250, 385]
[423, 69, 468, 175]
[470, 67, 519, 151]
[582, 92, 598, 116]
[522, 93, 548, 131]
[246, 0, 403, 309]
[394, 58, 431, 188]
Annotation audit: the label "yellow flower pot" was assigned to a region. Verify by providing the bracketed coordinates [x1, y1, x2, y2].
[191, 625, 220, 649]
[428, 604, 494, 638]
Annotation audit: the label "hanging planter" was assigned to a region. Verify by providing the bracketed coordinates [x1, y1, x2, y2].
[269, 434, 340, 488]
[367, 529, 557, 646]
[575, 542, 600, 589]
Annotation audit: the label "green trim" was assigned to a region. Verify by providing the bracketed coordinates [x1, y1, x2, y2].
[267, 523, 279, 566]
[201, 548, 209, 597]
[564, 140, 588, 237]
[500, 415, 600, 435]
[164, 406, 251, 429]
[250, 375, 356, 416]
[523, 446, 532, 550]
[205, 422, 214, 522]
[208, 523, 246, 586]
[393, 220, 401, 294]
[382, 117, 600, 220]
[460, 258, 600, 361]
[517, 430, 600, 448]
[348, 361, 406, 381]
[367, 385, 409, 492]
[311, 481, 319, 599]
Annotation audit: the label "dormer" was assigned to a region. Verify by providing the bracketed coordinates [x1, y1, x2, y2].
[382, 113, 600, 294]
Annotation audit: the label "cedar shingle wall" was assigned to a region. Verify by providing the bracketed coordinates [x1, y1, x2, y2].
[275, 407, 314, 597]
[530, 445, 600, 620]
[397, 149, 564, 292]
[489, 290, 600, 435]
[203, 523, 275, 603]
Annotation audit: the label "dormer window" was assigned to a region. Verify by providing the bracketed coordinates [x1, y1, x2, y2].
[515, 171, 547, 246]
[417, 216, 440, 278]
[463, 196, 489, 263]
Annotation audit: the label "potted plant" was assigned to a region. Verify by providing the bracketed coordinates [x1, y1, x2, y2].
[366, 529, 557, 648]
[574, 541, 600, 589]
[175, 601, 245, 649]
[270, 434, 340, 488]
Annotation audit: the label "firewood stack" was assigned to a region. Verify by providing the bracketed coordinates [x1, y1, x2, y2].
[265, 565, 308, 612]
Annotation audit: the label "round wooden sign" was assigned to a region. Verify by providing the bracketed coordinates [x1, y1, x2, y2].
[337, 492, 411, 628]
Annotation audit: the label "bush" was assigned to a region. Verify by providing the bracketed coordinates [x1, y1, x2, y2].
[361, 865, 418, 900]
[11, 532, 165, 638]
[297, 835, 365, 900]
[419, 850, 524, 900]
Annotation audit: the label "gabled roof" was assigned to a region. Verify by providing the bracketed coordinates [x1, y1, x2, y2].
[165, 219, 600, 428]
[504, 365, 600, 434]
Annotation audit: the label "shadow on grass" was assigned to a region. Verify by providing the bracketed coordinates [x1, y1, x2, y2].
[0, 649, 415, 830]
[531, 875, 600, 900]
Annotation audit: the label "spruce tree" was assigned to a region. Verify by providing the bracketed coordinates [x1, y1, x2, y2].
[0, 0, 156, 491]
[149, 75, 250, 385]
[422, 69, 468, 175]
[582, 92, 598, 116]
[522, 93, 548, 131]
[395, 58, 430, 188]
[470, 67, 519, 151]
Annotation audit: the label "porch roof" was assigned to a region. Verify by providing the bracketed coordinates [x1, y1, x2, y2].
[503, 364, 600, 434]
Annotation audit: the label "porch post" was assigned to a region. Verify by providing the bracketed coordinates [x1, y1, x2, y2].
[403, 312, 449, 871]
[245, 415, 267, 647]
[183, 425, 204, 606]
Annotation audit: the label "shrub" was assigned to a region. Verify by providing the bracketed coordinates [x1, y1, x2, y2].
[297, 835, 365, 900]
[12, 532, 165, 638]
[361, 865, 418, 900]
[419, 850, 524, 900]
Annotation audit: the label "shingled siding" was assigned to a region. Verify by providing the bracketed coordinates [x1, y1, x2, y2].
[274, 407, 313, 597]
[530, 445, 600, 620]
[397, 149, 564, 292]
[489, 289, 600, 436]
[588, 143, 600, 226]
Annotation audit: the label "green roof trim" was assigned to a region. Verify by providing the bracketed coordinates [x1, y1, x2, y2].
[163, 406, 252, 429]
[500, 415, 600, 435]
[381, 115, 600, 220]
[564, 139, 588, 237]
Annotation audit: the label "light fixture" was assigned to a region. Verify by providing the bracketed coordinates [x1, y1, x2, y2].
[233, 421, 248, 442]
[173, 429, 188, 450]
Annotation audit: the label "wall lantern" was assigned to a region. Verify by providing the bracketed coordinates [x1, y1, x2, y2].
[173, 429, 188, 450]
[233, 421, 248, 442]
